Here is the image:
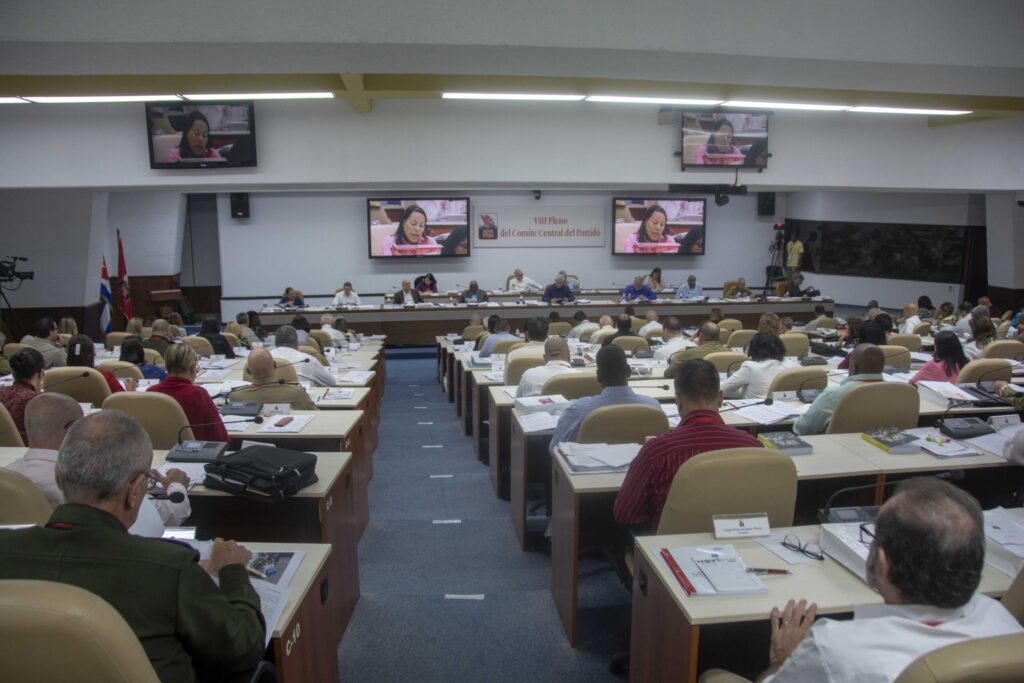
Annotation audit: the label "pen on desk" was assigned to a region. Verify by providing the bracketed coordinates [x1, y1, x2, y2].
[746, 567, 793, 575]
[246, 566, 269, 580]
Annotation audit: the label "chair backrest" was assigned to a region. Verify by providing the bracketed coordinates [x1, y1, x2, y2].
[97, 360, 143, 380]
[630, 317, 645, 334]
[43, 367, 111, 408]
[490, 338, 523, 356]
[298, 345, 328, 366]
[767, 367, 828, 394]
[996, 320, 1012, 338]
[506, 355, 545, 385]
[775, 281, 788, 297]
[309, 329, 333, 351]
[722, 279, 738, 294]
[718, 318, 743, 334]
[579, 329, 596, 343]
[180, 336, 214, 356]
[643, 328, 663, 342]
[474, 332, 490, 351]
[2, 343, 28, 359]
[506, 342, 528, 355]
[979, 340, 1024, 360]
[611, 337, 651, 354]
[142, 348, 164, 366]
[590, 328, 616, 345]
[0, 403, 24, 447]
[726, 329, 756, 350]
[815, 317, 838, 329]
[913, 321, 933, 336]
[103, 331, 131, 351]
[461, 325, 485, 340]
[102, 392, 193, 448]
[893, 632, 1024, 683]
[879, 344, 912, 370]
[542, 373, 601, 399]
[1001, 309, 1014, 322]
[242, 358, 298, 383]
[704, 351, 748, 374]
[1002, 568, 1024, 627]
[0, 469, 52, 525]
[577, 404, 670, 445]
[827, 382, 919, 433]
[222, 332, 242, 349]
[956, 359, 1012, 384]
[657, 448, 797, 535]
[547, 322, 572, 337]
[0, 580, 162, 683]
[505, 274, 515, 290]
[888, 334, 923, 352]
[780, 332, 810, 358]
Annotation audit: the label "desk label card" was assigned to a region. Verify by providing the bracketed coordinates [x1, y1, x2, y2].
[713, 513, 771, 539]
[262, 403, 291, 417]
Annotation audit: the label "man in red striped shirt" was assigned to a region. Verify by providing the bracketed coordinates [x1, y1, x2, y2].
[613, 358, 762, 531]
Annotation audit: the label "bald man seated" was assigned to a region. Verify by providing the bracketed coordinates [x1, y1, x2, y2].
[793, 343, 886, 435]
[229, 348, 317, 411]
[516, 337, 580, 397]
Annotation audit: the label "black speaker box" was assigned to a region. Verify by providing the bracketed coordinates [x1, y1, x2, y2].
[230, 193, 250, 219]
[757, 192, 776, 216]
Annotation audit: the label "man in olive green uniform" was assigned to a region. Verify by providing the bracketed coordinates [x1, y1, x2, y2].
[0, 411, 266, 683]
[143, 318, 175, 358]
[229, 347, 318, 410]
[664, 322, 730, 378]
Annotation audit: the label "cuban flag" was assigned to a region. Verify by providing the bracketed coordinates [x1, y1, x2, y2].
[99, 257, 113, 334]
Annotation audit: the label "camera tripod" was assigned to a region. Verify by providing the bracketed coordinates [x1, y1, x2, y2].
[762, 231, 786, 297]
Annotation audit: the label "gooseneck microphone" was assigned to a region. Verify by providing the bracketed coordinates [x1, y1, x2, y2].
[176, 415, 264, 444]
[43, 370, 91, 390]
[719, 396, 774, 412]
[819, 470, 964, 523]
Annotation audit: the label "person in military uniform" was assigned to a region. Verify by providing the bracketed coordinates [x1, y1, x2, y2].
[0, 410, 266, 682]
[143, 318, 175, 358]
[229, 347, 318, 410]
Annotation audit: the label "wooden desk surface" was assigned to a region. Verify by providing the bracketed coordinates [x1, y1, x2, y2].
[308, 387, 372, 409]
[156, 450, 351, 498]
[243, 541, 331, 639]
[227, 410, 362, 441]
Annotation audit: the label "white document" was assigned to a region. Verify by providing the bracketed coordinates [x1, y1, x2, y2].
[502, 387, 518, 399]
[322, 388, 355, 400]
[197, 368, 230, 381]
[222, 416, 254, 433]
[558, 442, 642, 470]
[904, 427, 980, 458]
[757, 532, 819, 565]
[909, 352, 933, 363]
[337, 371, 374, 384]
[258, 414, 315, 433]
[665, 544, 767, 596]
[734, 402, 803, 425]
[966, 423, 1024, 457]
[157, 462, 207, 489]
[882, 372, 914, 383]
[485, 369, 505, 382]
[250, 580, 289, 646]
[918, 381, 977, 405]
[518, 411, 560, 433]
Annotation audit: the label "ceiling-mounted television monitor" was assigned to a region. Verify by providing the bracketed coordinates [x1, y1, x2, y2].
[145, 101, 257, 169]
[368, 198, 470, 258]
[612, 198, 707, 255]
[681, 111, 768, 169]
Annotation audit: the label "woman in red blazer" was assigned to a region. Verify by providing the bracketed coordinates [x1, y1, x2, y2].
[147, 343, 229, 442]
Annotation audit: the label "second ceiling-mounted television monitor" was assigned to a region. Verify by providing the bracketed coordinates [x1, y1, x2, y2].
[612, 198, 707, 255]
[681, 111, 768, 169]
[146, 101, 257, 169]
[368, 198, 470, 258]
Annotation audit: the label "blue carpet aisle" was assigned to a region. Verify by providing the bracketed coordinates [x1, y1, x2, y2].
[338, 357, 630, 681]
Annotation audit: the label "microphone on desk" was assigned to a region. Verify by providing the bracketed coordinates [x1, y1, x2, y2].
[818, 470, 964, 523]
[43, 370, 91, 390]
[719, 396, 774, 412]
[176, 415, 264, 445]
[971, 364, 1013, 392]
[271, 357, 311, 369]
[149, 487, 187, 504]
[794, 371, 845, 403]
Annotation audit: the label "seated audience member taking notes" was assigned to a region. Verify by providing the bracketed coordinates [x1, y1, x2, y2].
[320, 313, 347, 347]
[613, 359, 762, 530]
[908, 331, 968, 385]
[838, 320, 886, 369]
[235, 312, 259, 345]
[654, 317, 691, 362]
[951, 301, 973, 335]
[278, 286, 304, 308]
[507, 268, 542, 293]
[664, 322, 729, 378]
[460, 280, 489, 304]
[230, 348, 317, 410]
[543, 275, 575, 304]
[479, 319, 517, 358]
[144, 318, 175, 357]
[0, 411, 267, 682]
[567, 311, 599, 340]
[120, 336, 166, 381]
[724, 277, 753, 298]
[637, 310, 662, 338]
[148, 343, 230, 442]
[721, 332, 786, 399]
[916, 295, 935, 320]
[934, 301, 957, 325]
[899, 303, 922, 335]
[624, 204, 676, 253]
[224, 321, 248, 348]
[199, 317, 236, 358]
[516, 337, 578, 398]
[67, 334, 131, 394]
[754, 479, 1022, 683]
[20, 317, 66, 369]
[676, 275, 704, 300]
[802, 304, 829, 331]
[270, 325, 335, 387]
[382, 205, 439, 256]
[0, 348, 44, 443]
[549, 345, 660, 452]
[332, 281, 361, 307]
[393, 278, 424, 305]
[414, 273, 438, 293]
[643, 267, 664, 291]
[793, 343, 885, 435]
[603, 314, 642, 346]
[786, 273, 814, 297]
[622, 275, 657, 302]
[504, 318, 549, 383]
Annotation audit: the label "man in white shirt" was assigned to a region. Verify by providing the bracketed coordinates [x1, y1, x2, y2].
[320, 313, 347, 347]
[801, 304, 829, 332]
[756, 479, 1022, 682]
[676, 275, 704, 300]
[504, 317, 548, 384]
[516, 337, 578, 397]
[637, 310, 662, 338]
[332, 282, 361, 307]
[270, 325, 336, 387]
[507, 268, 542, 293]
[566, 311, 599, 341]
[653, 317, 693, 362]
[899, 303, 922, 335]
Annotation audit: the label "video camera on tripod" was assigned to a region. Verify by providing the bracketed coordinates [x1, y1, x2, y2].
[0, 256, 33, 284]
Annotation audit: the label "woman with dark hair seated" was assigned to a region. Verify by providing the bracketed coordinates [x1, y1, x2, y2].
[120, 336, 166, 381]
[909, 331, 968, 385]
[720, 332, 786, 399]
[0, 348, 45, 443]
[67, 334, 130, 394]
[415, 273, 439, 293]
[198, 317, 235, 358]
[916, 295, 935, 320]
[290, 315, 314, 348]
[837, 320, 887, 369]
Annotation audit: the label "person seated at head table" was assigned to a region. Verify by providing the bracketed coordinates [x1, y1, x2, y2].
[143, 318, 175, 357]
[613, 358, 763, 530]
[479, 319, 517, 358]
[393, 278, 424, 305]
[643, 267, 664, 291]
[898, 303, 922, 335]
[602, 314, 643, 347]
[0, 348, 44, 443]
[908, 331, 968, 385]
[676, 274, 704, 300]
[381, 205, 439, 256]
[749, 479, 1021, 683]
[622, 275, 658, 302]
[664, 322, 730, 378]
[413, 273, 438, 294]
[20, 317, 66, 369]
[278, 286, 305, 308]
[653, 317, 693, 363]
[724, 277, 753, 298]
[147, 343, 230, 442]
[234, 311, 259, 345]
[516, 337, 579, 398]
[440, 226, 469, 256]
[199, 316, 236, 358]
[548, 345, 660, 453]
[67, 334, 133, 394]
[289, 315, 314, 349]
[0, 411, 267, 683]
[507, 268, 543, 293]
[794, 343, 885, 436]
[721, 332, 786, 399]
[542, 275, 576, 304]
[785, 273, 815, 298]
[120, 336, 166, 381]
[558, 270, 581, 293]
[229, 348, 317, 411]
[167, 110, 223, 162]
[567, 311, 599, 340]
[270, 325, 336, 388]
[694, 118, 742, 165]
[459, 280, 489, 304]
[332, 281, 362, 307]
[637, 310, 662, 338]
[623, 204, 675, 253]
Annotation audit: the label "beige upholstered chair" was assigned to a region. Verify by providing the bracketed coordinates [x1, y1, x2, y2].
[547, 322, 572, 337]
[142, 348, 164, 366]
[506, 342, 528, 355]
[0, 403, 24, 447]
[721, 279, 738, 295]
[298, 345, 328, 366]
[579, 329, 597, 343]
[43, 367, 111, 408]
[242, 358, 298, 383]
[956, 359, 1012, 384]
[97, 360, 143, 380]
[725, 329, 755, 350]
[658, 448, 796, 535]
[630, 317, 645, 334]
[775, 281, 788, 297]
[490, 338, 523, 356]
[506, 356, 545, 386]
[141, 327, 152, 338]
[541, 373, 601, 399]
[718, 318, 742, 334]
[979, 339, 1024, 360]
[913, 321, 933, 336]
[893, 632, 1024, 683]
[611, 337, 651, 354]
[181, 336, 214, 356]
[888, 334, 923, 352]
[879, 344, 912, 370]
[0, 580, 162, 683]
[643, 328, 664, 342]
[1001, 310, 1014, 322]
[461, 324, 485, 340]
[816, 317, 838, 329]
[104, 331, 132, 350]
[827, 382, 919, 433]
[2, 343, 28, 359]
[1002, 568, 1024, 626]
[474, 332, 491, 351]
[767, 367, 827, 394]
[996, 320, 1012, 338]
[310, 329, 333, 351]
[102, 392, 194, 448]
[577, 404, 670, 445]
[505, 274, 516, 290]
[0, 470, 52, 525]
[780, 332, 810, 358]
[590, 329, 616, 345]
[704, 351, 748, 374]
[222, 332, 242, 349]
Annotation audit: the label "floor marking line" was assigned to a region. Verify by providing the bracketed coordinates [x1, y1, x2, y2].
[445, 594, 485, 600]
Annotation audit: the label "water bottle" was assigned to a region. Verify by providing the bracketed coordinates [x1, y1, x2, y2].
[518, 293, 524, 305]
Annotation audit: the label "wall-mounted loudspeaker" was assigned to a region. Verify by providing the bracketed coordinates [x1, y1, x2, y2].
[757, 192, 776, 216]
[230, 193, 250, 219]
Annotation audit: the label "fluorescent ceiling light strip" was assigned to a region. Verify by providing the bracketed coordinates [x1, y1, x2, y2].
[25, 94, 182, 103]
[723, 100, 849, 111]
[0, 97, 29, 104]
[182, 92, 334, 100]
[586, 95, 723, 105]
[847, 106, 971, 116]
[442, 92, 584, 101]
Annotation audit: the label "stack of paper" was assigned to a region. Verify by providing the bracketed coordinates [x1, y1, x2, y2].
[337, 371, 374, 384]
[222, 416, 255, 433]
[518, 411, 560, 433]
[661, 544, 767, 596]
[966, 423, 1024, 457]
[515, 395, 570, 415]
[557, 442, 642, 473]
[983, 507, 1024, 577]
[197, 368, 230, 381]
[733, 402, 805, 425]
[820, 523, 872, 582]
[321, 388, 355, 401]
[157, 462, 208, 489]
[918, 381, 977, 406]
[660, 402, 681, 428]
[904, 428, 980, 458]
